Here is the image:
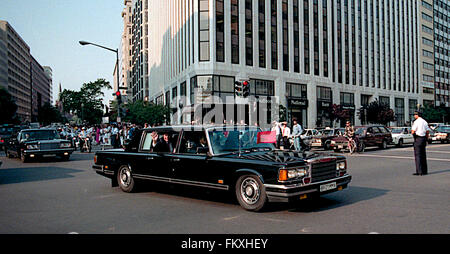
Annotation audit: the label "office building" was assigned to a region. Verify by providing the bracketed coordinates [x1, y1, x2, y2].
[432, 0, 449, 107]
[125, 0, 440, 128]
[0, 20, 32, 122]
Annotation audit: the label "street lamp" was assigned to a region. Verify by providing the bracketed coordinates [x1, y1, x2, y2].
[79, 40, 122, 120]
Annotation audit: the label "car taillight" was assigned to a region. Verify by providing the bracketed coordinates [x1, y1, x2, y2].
[93, 155, 97, 164]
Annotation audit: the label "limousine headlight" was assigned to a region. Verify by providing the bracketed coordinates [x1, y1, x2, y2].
[60, 142, 72, 148]
[279, 167, 308, 181]
[336, 161, 346, 170]
[26, 144, 39, 150]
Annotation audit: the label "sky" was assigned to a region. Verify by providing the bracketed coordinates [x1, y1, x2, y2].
[0, 0, 124, 104]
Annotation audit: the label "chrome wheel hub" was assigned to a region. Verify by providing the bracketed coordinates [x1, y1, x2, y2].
[240, 178, 260, 205]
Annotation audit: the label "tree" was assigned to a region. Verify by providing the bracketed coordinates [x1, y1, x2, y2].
[358, 99, 395, 125]
[421, 104, 447, 123]
[328, 104, 351, 127]
[59, 79, 111, 124]
[38, 103, 65, 126]
[121, 100, 170, 126]
[0, 87, 18, 124]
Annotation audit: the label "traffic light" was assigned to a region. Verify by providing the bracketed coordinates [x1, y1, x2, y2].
[242, 80, 250, 98]
[115, 91, 122, 104]
[234, 80, 250, 98]
[234, 81, 243, 97]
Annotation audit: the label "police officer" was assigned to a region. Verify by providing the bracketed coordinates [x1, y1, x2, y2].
[411, 111, 430, 176]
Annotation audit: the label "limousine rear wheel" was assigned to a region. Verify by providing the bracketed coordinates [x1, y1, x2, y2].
[117, 165, 136, 193]
[235, 175, 267, 212]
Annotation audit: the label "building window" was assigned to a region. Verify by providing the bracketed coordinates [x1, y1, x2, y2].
[258, 0, 266, 68]
[304, 0, 310, 74]
[245, 0, 253, 66]
[282, 0, 289, 71]
[293, 0, 300, 73]
[271, 0, 278, 70]
[395, 98, 405, 126]
[216, 0, 225, 62]
[323, 0, 328, 77]
[199, 0, 210, 61]
[337, 0, 342, 82]
[313, 0, 319, 75]
[231, 0, 239, 64]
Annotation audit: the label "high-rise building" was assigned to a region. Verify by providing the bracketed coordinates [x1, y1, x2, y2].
[125, 0, 149, 102]
[119, 0, 133, 102]
[31, 55, 52, 121]
[0, 20, 32, 122]
[0, 20, 53, 123]
[432, 0, 449, 108]
[128, 1, 439, 127]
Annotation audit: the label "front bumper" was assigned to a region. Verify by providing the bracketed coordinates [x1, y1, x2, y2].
[264, 174, 352, 202]
[23, 148, 74, 156]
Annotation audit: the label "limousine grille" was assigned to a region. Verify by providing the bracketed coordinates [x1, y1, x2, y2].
[40, 143, 60, 150]
[311, 160, 337, 183]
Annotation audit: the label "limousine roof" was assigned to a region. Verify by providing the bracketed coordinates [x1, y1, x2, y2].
[143, 124, 260, 131]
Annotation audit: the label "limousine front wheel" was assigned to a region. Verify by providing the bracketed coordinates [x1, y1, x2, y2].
[117, 165, 136, 193]
[235, 175, 267, 212]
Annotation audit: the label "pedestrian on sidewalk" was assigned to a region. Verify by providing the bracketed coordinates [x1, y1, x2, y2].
[411, 111, 430, 176]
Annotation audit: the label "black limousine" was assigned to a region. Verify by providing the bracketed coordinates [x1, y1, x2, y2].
[93, 125, 352, 211]
[5, 128, 74, 162]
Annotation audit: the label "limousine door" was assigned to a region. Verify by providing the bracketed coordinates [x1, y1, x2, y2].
[131, 130, 174, 179]
[169, 130, 226, 190]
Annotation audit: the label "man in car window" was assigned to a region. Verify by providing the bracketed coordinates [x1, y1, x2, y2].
[154, 132, 173, 153]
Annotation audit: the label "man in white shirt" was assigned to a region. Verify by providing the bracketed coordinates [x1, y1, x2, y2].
[280, 122, 291, 150]
[411, 111, 430, 176]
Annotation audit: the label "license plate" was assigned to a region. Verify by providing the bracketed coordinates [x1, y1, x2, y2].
[338, 145, 343, 149]
[43, 154, 56, 158]
[320, 182, 337, 192]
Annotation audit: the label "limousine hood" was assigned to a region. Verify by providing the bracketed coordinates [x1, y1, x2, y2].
[225, 150, 337, 167]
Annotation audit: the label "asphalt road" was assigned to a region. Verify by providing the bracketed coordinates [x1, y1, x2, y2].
[0, 143, 449, 234]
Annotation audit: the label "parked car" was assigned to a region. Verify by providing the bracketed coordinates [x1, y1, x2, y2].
[330, 125, 393, 152]
[300, 129, 320, 147]
[93, 125, 352, 212]
[389, 127, 414, 147]
[429, 123, 444, 130]
[310, 128, 345, 150]
[5, 128, 74, 162]
[433, 125, 450, 143]
[0, 125, 20, 151]
[428, 129, 437, 144]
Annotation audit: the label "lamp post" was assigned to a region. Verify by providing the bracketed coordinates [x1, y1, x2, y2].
[79, 40, 121, 120]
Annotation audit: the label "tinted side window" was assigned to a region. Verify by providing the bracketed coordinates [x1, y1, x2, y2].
[179, 131, 208, 154]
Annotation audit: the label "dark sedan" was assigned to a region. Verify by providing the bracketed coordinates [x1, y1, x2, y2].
[330, 125, 393, 152]
[310, 128, 345, 150]
[5, 128, 74, 162]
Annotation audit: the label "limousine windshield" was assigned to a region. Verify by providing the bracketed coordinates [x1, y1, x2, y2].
[207, 127, 274, 155]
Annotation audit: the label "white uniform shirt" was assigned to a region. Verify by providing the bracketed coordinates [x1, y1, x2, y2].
[412, 117, 430, 137]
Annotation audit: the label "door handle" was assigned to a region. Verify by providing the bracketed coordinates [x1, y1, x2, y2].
[172, 158, 180, 162]
[146, 157, 154, 160]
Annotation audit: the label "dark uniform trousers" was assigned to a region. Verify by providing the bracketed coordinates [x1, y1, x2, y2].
[413, 136, 428, 175]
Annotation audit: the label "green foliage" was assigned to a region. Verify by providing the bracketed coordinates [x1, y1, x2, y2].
[59, 79, 111, 124]
[121, 101, 170, 126]
[421, 105, 447, 123]
[38, 103, 65, 126]
[0, 87, 18, 124]
[358, 99, 395, 125]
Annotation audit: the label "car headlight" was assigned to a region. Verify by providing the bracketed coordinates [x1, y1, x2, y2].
[336, 161, 346, 170]
[26, 144, 39, 150]
[60, 143, 71, 148]
[279, 167, 308, 181]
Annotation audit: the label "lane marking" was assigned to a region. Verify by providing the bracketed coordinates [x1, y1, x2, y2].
[352, 154, 450, 162]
